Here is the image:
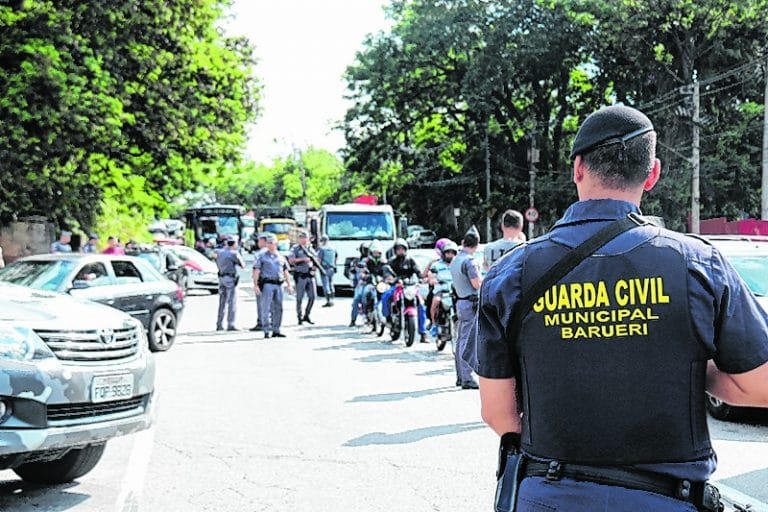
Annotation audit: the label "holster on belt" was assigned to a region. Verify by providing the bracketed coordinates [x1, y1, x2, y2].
[495, 432, 525, 512]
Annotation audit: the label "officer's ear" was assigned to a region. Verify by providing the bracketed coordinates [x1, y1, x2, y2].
[572, 156, 586, 184]
[642, 158, 661, 192]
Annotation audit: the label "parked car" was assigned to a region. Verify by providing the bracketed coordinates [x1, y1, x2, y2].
[406, 229, 437, 249]
[127, 244, 190, 294]
[0, 282, 155, 484]
[0, 254, 183, 352]
[703, 235, 768, 420]
[166, 244, 220, 294]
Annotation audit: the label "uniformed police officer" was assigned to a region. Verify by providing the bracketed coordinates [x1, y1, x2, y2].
[215, 237, 245, 331]
[250, 233, 269, 332]
[472, 105, 768, 511]
[483, 209, 524, 271]
[450, 226, 482, 389]
[317, 235, 337, 307]
[289, 231, 317, 325]
[50, 230, 72, 253]
[253, 234, 293, 338]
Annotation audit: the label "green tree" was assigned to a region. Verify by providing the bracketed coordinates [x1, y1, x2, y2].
[0, 0, 260, 236]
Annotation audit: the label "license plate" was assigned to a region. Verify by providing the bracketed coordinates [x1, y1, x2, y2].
[91, 374, 134, 403]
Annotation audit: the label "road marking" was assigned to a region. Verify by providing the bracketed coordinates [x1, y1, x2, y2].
[113, 401, 158, 512]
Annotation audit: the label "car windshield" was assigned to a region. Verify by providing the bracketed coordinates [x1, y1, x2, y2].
[217, 216, 239, 235]
[134, 252, 162, 270]
[326, 212, 394, 240]
[727, 255, 768, 296]
[264, 222, 293, 234]
[0, 260, 76, 291]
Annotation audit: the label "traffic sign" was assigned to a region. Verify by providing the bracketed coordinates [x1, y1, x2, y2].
[525, 207, 539, 223]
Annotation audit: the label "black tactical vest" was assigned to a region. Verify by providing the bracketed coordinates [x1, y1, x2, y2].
[515, 237, 712, 464]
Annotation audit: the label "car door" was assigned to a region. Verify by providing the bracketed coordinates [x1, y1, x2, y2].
[67, 261, 117, 304]
[108, 259, 155, 328]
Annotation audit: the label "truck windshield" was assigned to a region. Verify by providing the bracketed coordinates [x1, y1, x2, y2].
[264, 223, 293, 234]
[326, 212, 394, 240]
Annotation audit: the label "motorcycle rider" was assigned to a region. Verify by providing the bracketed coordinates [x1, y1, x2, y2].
[349, 242, 371, 327]
[361, 241, 392, 326]
[427, 240, 458, 337]
[381, 238, 428, 343]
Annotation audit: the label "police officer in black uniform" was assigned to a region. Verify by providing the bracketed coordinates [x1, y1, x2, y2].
[471, 105, 768, 511]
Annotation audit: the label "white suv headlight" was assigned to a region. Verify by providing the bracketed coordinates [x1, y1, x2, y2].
[0, 325, 54, 361]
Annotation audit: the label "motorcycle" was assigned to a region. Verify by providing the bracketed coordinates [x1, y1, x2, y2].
[390, 278, 420, 347]
[433, 289, 456, 352]
[363, 277, 388, 337]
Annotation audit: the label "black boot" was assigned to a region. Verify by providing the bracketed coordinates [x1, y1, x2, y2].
[303, 314, 314, 325]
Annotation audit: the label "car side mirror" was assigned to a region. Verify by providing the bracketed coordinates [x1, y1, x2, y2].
[71, 280, 91, 290]
[167, 263, 179, 272]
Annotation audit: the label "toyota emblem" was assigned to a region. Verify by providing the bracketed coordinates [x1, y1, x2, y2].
[98, 329, 116, 344]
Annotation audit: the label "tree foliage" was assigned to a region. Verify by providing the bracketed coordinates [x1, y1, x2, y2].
[342, 0, 768, 236]
[0, 0, 260, 237]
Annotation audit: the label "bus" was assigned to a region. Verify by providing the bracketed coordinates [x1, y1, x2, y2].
[309, 203, 400, 289]
[184, 204, 245, 246]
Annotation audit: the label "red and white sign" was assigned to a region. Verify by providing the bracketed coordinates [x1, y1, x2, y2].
[525, 207, 539, 223]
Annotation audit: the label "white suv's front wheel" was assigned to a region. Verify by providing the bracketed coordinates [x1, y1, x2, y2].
[13, 443, 106, 484]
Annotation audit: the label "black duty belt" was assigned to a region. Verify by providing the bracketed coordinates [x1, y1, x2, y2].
[294, 272, 313, 279]
[218, 272, 237, 278]
[524, 460, 722, 511]
[262, 278, 282, 285]
[457, 295, 478, 302]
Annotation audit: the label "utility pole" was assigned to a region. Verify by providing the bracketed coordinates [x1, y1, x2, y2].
[691, 81, 700, 234]
[762, 55, 768, 219]
[527, 137, 539, 240]
[484, 118, 492, 243]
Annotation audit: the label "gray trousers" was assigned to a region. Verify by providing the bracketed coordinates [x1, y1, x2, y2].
[454, 299, 476, 384]
[295, 275, 315, 319]
[259, 283, 283, 334]
[256, 291, 263, 326]
[217, 276, 237, 329]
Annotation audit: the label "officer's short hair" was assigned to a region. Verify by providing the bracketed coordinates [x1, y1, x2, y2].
[501, 210, 523, 230]
[463, 233, 479, 248]
[581, 132, 656, 189]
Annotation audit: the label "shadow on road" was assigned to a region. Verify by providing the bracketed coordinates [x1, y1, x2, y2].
[720, 466, 768, 504]
[710, 410, 768, 442]
[416, 367, 454, 377]
[355, 350, 444, 364]
[0, 480, 88, 511]
[343, 421, 486, 447]
[315, 339, 400, 351]
[348, 386, 456, 403]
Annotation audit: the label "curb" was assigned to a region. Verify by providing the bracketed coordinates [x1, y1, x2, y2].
[718, 482, 768, 512]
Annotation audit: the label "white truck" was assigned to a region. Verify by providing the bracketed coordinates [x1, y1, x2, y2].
[309, 203, 402, 290]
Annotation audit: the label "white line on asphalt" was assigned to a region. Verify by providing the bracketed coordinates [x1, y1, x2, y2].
[113, 411, 158, 511]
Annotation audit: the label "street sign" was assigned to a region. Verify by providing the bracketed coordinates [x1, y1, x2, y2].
[525, 207, 539, 223]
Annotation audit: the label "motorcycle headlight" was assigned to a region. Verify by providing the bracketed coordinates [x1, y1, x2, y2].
[0, 325, 54, 361]
[404, 288, 417, 301]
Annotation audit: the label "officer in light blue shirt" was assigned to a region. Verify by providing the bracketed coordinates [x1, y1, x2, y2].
[253, 234, 293, 338]
[472, 105, 768, 512]
[50, 230, 72, 253]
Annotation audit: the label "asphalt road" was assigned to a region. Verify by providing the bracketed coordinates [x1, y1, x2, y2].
[1, 274, 767, 511]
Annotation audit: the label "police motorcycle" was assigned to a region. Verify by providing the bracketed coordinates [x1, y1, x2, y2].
[389, 276, 421, 347]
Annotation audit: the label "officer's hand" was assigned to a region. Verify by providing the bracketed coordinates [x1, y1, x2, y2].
[254, 286, 261, 296]
[287, 286, 294, 295]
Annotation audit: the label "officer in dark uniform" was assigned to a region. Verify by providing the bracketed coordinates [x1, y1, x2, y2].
[215, 237, 245, 331]
[471, 105, 768, 511]
[450, 226, 482, 389]
[289, 230, 317, 325]
[253, 234, 293, 338]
